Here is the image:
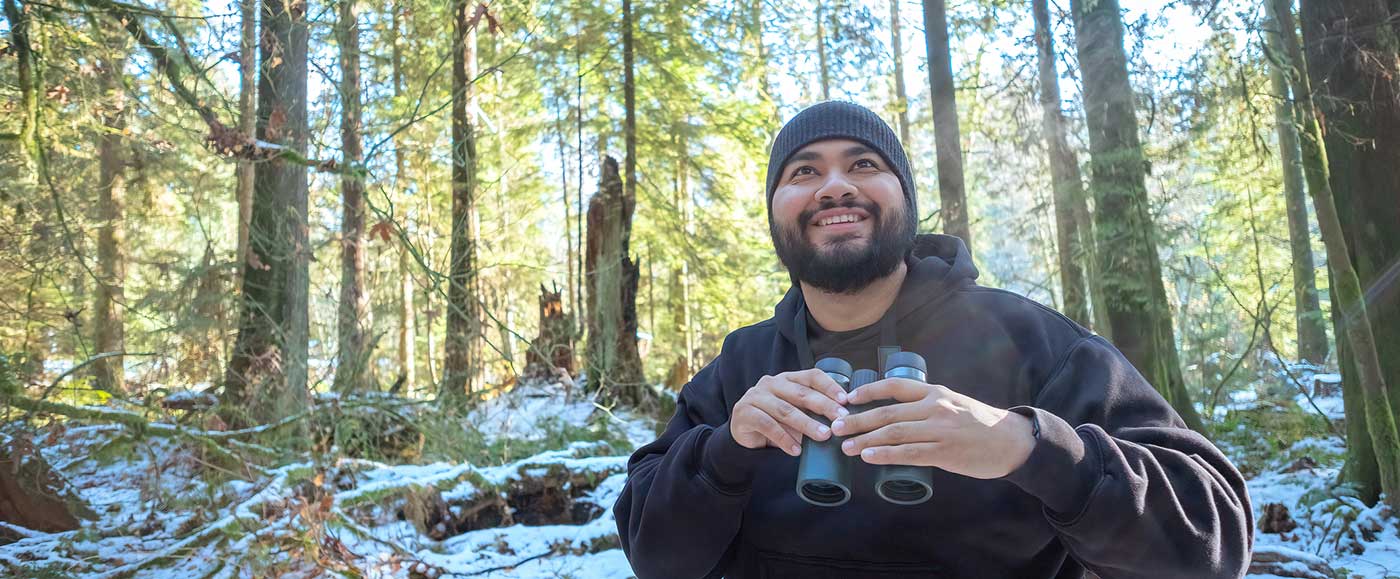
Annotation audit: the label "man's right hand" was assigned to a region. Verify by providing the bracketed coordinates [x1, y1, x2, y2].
[730, 369, 850, 456]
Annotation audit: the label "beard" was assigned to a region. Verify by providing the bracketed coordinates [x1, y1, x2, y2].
[771, 198, 915, 295]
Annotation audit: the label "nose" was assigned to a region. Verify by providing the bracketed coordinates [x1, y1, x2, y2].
[815, 171, 857, 202]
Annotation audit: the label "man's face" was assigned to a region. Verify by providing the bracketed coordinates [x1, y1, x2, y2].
[770, 138, 914, 294]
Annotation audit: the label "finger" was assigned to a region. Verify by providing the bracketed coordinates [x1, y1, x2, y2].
[859, 443, 940, 467]
[848, 378, 934, 405]
[784, 368, 849, 405]
[831, 401, 924, 436]
[775, 380, 848, 423]
[753, 394, 831, 442]
[749, 410, 803, 456]
[842, 421, 930, 455]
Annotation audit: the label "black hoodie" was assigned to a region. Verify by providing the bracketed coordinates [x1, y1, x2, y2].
[614, 235, 1252, 579]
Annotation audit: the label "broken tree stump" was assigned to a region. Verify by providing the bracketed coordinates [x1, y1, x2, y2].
[526, 282, 575, 380]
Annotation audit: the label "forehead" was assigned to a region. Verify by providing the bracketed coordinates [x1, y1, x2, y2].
[783, 139, 876, 167]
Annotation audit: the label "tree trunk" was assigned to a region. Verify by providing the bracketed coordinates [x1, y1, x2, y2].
[334, 0, 371, 393]
[224, 0, 311, 428]
[391, 0, 415, 393]
[94, 27, 128, 393]
[922, 0, 971, 249]
[751, 0, 779, 124]
[1335, 280, 1380, 503]
[889, 0, 912, 148]
[817, 3, 831, 101]
[443, 0, 481, 406]
[1262, 1, 1328, 365]
[1032, 0, 1089, 328]
[1275, 0, 1400, 509]
[1300, 0, 1400, 417]
[2, 0, 39, 167]
[1070, 0, 1203, 432]
[235, 0, 256, 285]
[585, 157, 645, 405]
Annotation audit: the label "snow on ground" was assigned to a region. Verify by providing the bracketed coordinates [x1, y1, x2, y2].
[8, 376, 1400, 578]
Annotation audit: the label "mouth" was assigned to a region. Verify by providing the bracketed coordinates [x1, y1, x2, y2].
[809, 209, 872, 233]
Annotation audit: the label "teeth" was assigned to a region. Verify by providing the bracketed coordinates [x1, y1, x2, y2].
[819, 214, 862, 226]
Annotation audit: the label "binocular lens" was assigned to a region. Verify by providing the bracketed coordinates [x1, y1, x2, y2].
[877, 478, 933, 505]
[799, 480, 852, 506]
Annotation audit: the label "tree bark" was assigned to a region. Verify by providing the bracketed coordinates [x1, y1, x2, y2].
[1262, 1, 1328, 365]
[391, 0, 415, 393]
[334, 0, 371, 393]
[1275, 0, 1400, 508]
[443, 0, 481, 406]
[224, 0, 311, 428]
[585, 157, 645, 405]
[922, 0, 971, 249]
[235, 0, 256, 285]
[817, 3, 831, 101]
[94, 26, 128, 393]
[1032, 0, 1089, 328]
[1070, 0, 1203, 432]
[889, 0, 911, 148]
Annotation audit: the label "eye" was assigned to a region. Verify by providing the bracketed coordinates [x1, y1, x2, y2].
[790, 166, 816, 179]
[853, 158, 880, 170]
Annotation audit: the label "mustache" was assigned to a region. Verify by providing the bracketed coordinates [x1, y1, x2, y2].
[796, 198, 882, 229]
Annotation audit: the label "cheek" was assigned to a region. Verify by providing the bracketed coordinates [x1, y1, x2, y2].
[771, 188, 810, 223]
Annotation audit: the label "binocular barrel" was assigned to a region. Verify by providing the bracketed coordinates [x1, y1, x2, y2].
[796, 357, 855, 507]
[870, 351, 934, 505]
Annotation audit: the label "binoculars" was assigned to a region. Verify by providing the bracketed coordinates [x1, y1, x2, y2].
[796, 352, 934, 507]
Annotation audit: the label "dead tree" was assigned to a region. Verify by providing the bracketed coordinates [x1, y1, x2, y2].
[585, 157, 645, 406]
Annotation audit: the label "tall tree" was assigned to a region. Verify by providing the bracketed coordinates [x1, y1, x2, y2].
[1295, 0, 1400, 505]
[235, 0, 256, 283]
[334, 0, 371, 392]
[889, 0, 911, 147]
[1032, 0, 1089, 328]
[1262, 1, 1327, 364]
[93, 23, 129, 393]
[224, 0, 311, 426]
[391, 0, 415, 391]
[817, 2, 832, 100]
[922, 0, 971, 248]
[1070, 0, 1203, 431]
[443, 0, 482, 404]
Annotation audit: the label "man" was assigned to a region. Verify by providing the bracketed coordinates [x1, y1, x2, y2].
[614, 101, 1252, 578]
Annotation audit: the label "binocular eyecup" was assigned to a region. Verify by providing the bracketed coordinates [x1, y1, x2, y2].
[796, 352, 934, 507]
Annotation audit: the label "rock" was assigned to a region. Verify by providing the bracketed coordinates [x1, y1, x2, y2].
[1260, 502, 1298, 533]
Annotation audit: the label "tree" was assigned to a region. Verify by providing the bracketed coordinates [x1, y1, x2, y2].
[93, 23, 128, 393]
[888, 0, 911, 148]
[235, 0, 255, 284]
[1070, 0, 1203, 431]
[1261, 1, 1327, 365]
[334, 0, 371, 392]
[585, 157, 644, 405]
[391, 0, 415, 392]
[443, 0, 482, 405]
[922, 0, 971, 248]
[224, 0, 311, 427]
[1032, 0, 1089, 328]
[1294, 0, 1400, 506]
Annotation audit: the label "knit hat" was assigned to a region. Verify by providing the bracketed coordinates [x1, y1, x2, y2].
[764, 101, 917, 220]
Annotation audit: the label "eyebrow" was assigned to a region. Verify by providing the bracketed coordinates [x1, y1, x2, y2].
[787, 145, 876, 164]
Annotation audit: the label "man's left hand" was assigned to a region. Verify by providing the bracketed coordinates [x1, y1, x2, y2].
[829, 378, 1036, 480]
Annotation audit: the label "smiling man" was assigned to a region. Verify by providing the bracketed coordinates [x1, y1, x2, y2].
[614, 101, 1252, 579]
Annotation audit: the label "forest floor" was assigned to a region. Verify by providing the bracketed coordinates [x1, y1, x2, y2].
[1, 371, 1396, 578]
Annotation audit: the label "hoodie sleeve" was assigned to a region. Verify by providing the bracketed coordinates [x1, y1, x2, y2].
[614, 337, 775, 579]
[999, 335, 1253, 579]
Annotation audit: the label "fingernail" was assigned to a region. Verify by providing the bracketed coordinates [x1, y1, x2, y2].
[790, 445, 802, 455]
[861, 448, 876, 458]
[839, 407, 850, 417]
[818, 425, 830, 435]
[836, 393, 847, 404]
[831, 419, 845, 432]
[842, 440, 854, 452]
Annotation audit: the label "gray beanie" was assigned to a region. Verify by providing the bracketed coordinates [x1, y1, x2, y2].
[764, 101, 917, 220]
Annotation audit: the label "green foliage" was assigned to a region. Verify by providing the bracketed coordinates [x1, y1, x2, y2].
[1209, 402, 1338, 476]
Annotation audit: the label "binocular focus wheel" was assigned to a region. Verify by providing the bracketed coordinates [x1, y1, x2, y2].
[799, 480, 852, 507]
[877, 479, 933, 505]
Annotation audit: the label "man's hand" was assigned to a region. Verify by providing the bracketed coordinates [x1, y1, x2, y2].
[829, 378, 1035, 479]
[730, 369, 851, 456]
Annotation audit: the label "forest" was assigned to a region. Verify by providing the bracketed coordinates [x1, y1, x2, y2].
[0, 0, 1398, 576]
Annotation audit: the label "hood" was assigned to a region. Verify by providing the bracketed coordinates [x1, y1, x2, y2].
[773, 233, 978, 345]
